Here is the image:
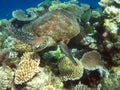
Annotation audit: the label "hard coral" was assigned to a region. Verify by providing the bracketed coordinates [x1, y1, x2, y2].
[12, 9, 37, 21]
[81, 50, 109, 77]
[0, 66, 14, 90]
[72, 82, 94, 90]
[114, 0, 120, 4]
[58, 56, 83, 81]
[14, 52, 40, 84]
[45, 84, 55, 90]
[25, 66, 63, 90]
[14, 39, 32, 52]
[81, 50, 105, 71]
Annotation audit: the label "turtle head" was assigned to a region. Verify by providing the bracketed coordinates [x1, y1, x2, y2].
[32, 36, 56, 52]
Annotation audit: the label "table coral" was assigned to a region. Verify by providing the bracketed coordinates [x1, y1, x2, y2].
[12, 9, 37, 21]
[81, 50, 106, 71]
[14, 52, 40, 84]
[58, 56, 84, 81]
[81, 50, 109, 77]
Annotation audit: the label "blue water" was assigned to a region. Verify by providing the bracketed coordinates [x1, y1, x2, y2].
[0, 0, 100, 19]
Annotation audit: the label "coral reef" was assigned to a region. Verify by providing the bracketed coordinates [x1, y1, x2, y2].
[81, 50, 105, 70]
[2, 36, 16, 49]
[9, 9, 80, 52]
[12, 9, 37, 21]
[14, 39, 32, 52]
[48, 0, 84, 19]
[100, 72, 120, 90]
[58, 56, 84, 81]
[0, 66, 14, 90]
[0, 0, 120, 90]
[19, 66, 64, 90]
[98, 0, 120, 50]
[14, 52, 40, 84]
[72, 82, 94, 90]
[45, 85, 55, 90]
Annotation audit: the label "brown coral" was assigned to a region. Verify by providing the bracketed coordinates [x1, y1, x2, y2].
[81, 50, 105, 71]
[58, 56, 84, 81]
[14, 52, 40, 84]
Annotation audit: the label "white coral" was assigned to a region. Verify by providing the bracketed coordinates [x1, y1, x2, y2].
[103, 6, 119, 16]
[0, 66, 14, 90]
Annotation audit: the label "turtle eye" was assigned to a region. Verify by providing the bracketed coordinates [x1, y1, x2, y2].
[32, 41, 47, 52]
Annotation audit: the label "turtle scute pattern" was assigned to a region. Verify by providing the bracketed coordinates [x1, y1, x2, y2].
[32, 9, 80, 48]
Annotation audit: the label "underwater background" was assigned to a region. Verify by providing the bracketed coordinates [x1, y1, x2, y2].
[0, 0, 120, 90]
[0, 0, 100, 19]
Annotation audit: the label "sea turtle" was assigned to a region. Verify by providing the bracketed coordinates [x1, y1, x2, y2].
[8, 9, 80, 65]
[32, 9, 80, 50]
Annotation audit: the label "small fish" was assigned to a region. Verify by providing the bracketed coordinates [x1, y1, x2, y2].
[81, 9, 92, 22]
[60, 42, 78, 66]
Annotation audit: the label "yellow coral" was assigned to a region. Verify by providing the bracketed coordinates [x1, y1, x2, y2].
[14, 39, 32, 52]
[0, 66, 14, 90]
[58, 56, 83, 81]
[111, 65, 120, 77]
[114, 0, 120, 4]
[14, 52, 40, 84]
[45, 84, 55, 90]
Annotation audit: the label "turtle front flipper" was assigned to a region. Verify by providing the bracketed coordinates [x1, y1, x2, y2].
[32, 36, 56, 52]
[60, 42, 78, 66]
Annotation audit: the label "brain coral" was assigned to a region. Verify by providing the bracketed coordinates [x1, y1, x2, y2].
[14, 52, 40, 84]
[58, 56, 83, 81]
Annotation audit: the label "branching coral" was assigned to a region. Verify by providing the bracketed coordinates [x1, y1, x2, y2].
[0, 66, 14, 90]
[14, 52, 40, 84]
[24, 66, 63, 90]
[99, 0, 120, 50]
[72, 82, 94, 90]
[45, 84, 55, 90]
[58, 56, 84, 81]
[14, 39, 32, 52]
